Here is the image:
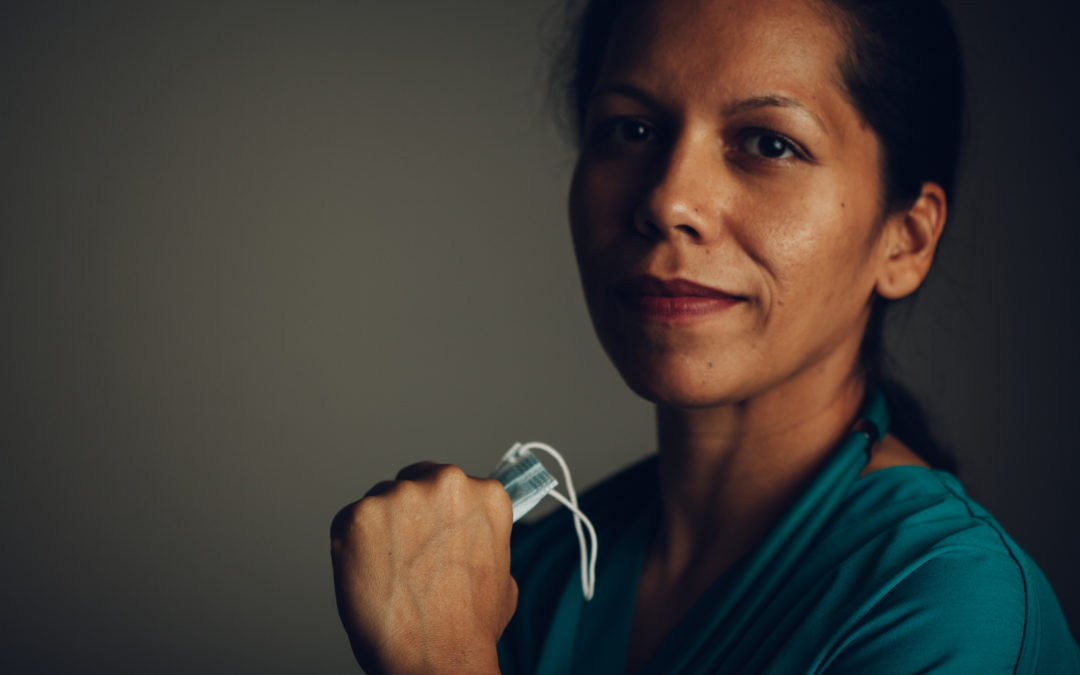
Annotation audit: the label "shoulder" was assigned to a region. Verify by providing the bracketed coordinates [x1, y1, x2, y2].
[819, 465, 1080, 673]
[822, 539, 1026, 672]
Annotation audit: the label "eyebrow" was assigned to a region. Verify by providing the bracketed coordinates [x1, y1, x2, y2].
[722, 95, 829, 136]
[589, 83, 665, 110]
[590, 85, 829, 136]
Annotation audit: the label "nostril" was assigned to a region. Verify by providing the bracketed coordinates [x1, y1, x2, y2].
[634, 219, 702, 241]
[634, 218, 664, 240]
[674, 224, 699, 238]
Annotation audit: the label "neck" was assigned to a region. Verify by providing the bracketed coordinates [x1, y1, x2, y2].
[650, 368, 867, 580]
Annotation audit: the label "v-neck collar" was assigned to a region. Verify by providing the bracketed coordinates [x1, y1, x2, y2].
[534, 390, 889, 675]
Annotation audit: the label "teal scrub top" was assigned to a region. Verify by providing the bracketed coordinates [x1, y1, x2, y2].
[497, 393, 1080, 673]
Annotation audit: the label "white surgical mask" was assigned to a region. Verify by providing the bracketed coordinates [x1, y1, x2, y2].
[490, 442, 598, 601]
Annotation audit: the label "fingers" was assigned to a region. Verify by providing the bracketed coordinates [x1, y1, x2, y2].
[393, 463, 511, 526]
[331, 462, 514, 549]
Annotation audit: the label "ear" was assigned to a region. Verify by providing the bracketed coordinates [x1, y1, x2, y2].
[875, 182, 947, 300]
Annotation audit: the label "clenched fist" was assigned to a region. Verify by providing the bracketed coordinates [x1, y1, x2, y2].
[330, 462, 517, 674]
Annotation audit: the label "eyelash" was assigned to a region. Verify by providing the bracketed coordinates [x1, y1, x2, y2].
[589, 117, 657, 145]
[736, 128, 808, 161]
[587, 117, 809, 163]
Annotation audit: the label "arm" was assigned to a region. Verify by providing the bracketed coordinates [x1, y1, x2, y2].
[821, 549, 1027, 674]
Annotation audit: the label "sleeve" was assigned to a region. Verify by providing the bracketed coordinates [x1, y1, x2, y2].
[822, 547, 1032, 674]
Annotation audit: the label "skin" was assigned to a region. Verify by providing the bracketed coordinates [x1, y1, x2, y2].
[331, 0, 946, 671]
[330, 462, 516, 674]
[569, 0, 945, 668]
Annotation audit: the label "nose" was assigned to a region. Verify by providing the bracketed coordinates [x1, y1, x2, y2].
[633, 135, 722, 243]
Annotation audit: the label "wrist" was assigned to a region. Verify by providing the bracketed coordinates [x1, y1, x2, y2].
[363, 638, 501, 675]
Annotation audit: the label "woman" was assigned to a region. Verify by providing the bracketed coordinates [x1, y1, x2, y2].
[331, 0, 1080, 672]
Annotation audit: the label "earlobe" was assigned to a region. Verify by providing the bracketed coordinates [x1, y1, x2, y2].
[876, 182, 947, 300]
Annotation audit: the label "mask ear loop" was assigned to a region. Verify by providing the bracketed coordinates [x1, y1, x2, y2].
[517, 442, 598, 601]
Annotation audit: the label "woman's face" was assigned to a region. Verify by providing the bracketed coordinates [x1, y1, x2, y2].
[570, 0, 892, 408]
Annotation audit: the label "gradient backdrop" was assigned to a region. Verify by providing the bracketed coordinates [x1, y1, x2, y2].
[3, 0, 1078, 672]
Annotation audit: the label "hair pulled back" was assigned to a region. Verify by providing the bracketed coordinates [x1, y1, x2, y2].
[555, 0, 965, 471]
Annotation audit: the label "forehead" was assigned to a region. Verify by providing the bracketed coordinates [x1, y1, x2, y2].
[598, 0, 848, 111]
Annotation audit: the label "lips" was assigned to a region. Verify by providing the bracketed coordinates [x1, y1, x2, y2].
[613, 275, 744, 320]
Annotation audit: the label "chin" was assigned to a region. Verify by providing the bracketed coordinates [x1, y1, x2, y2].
[610, 352, 750, 410]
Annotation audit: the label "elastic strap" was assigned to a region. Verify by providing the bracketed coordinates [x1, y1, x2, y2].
[518, 441, 599, 601]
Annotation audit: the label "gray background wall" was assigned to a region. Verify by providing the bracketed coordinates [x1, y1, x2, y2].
[2, 1, 1077, 672]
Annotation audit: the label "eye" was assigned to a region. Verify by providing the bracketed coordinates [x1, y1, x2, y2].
[591, 117, 657, 145]
[740, 131, 800, 160]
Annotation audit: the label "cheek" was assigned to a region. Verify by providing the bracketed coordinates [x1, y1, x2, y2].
[569, 158, 632, 250]
[567, 165, 596, 254]
[744, 184, 879, 310]
[568, 159, 643, 292]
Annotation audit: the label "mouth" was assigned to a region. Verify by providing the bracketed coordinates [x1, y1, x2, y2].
[613, 275, 745, 321]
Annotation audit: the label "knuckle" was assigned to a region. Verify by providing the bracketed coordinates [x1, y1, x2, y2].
[434, 463, 467, 484]
[480, 476, 508, 498]
[395, 461, 438, 481]
[363, 479, 397, 498]
[351, 496, 378, 521]
[429, 465, 470, 497]
[346, 493, 393, 533]
[480, 478, 513, 520]
[329, 500, 361, 541]
[504, 576, 520, 623]
[386, 478, 419, 500]
[508, 576, 519, 604]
